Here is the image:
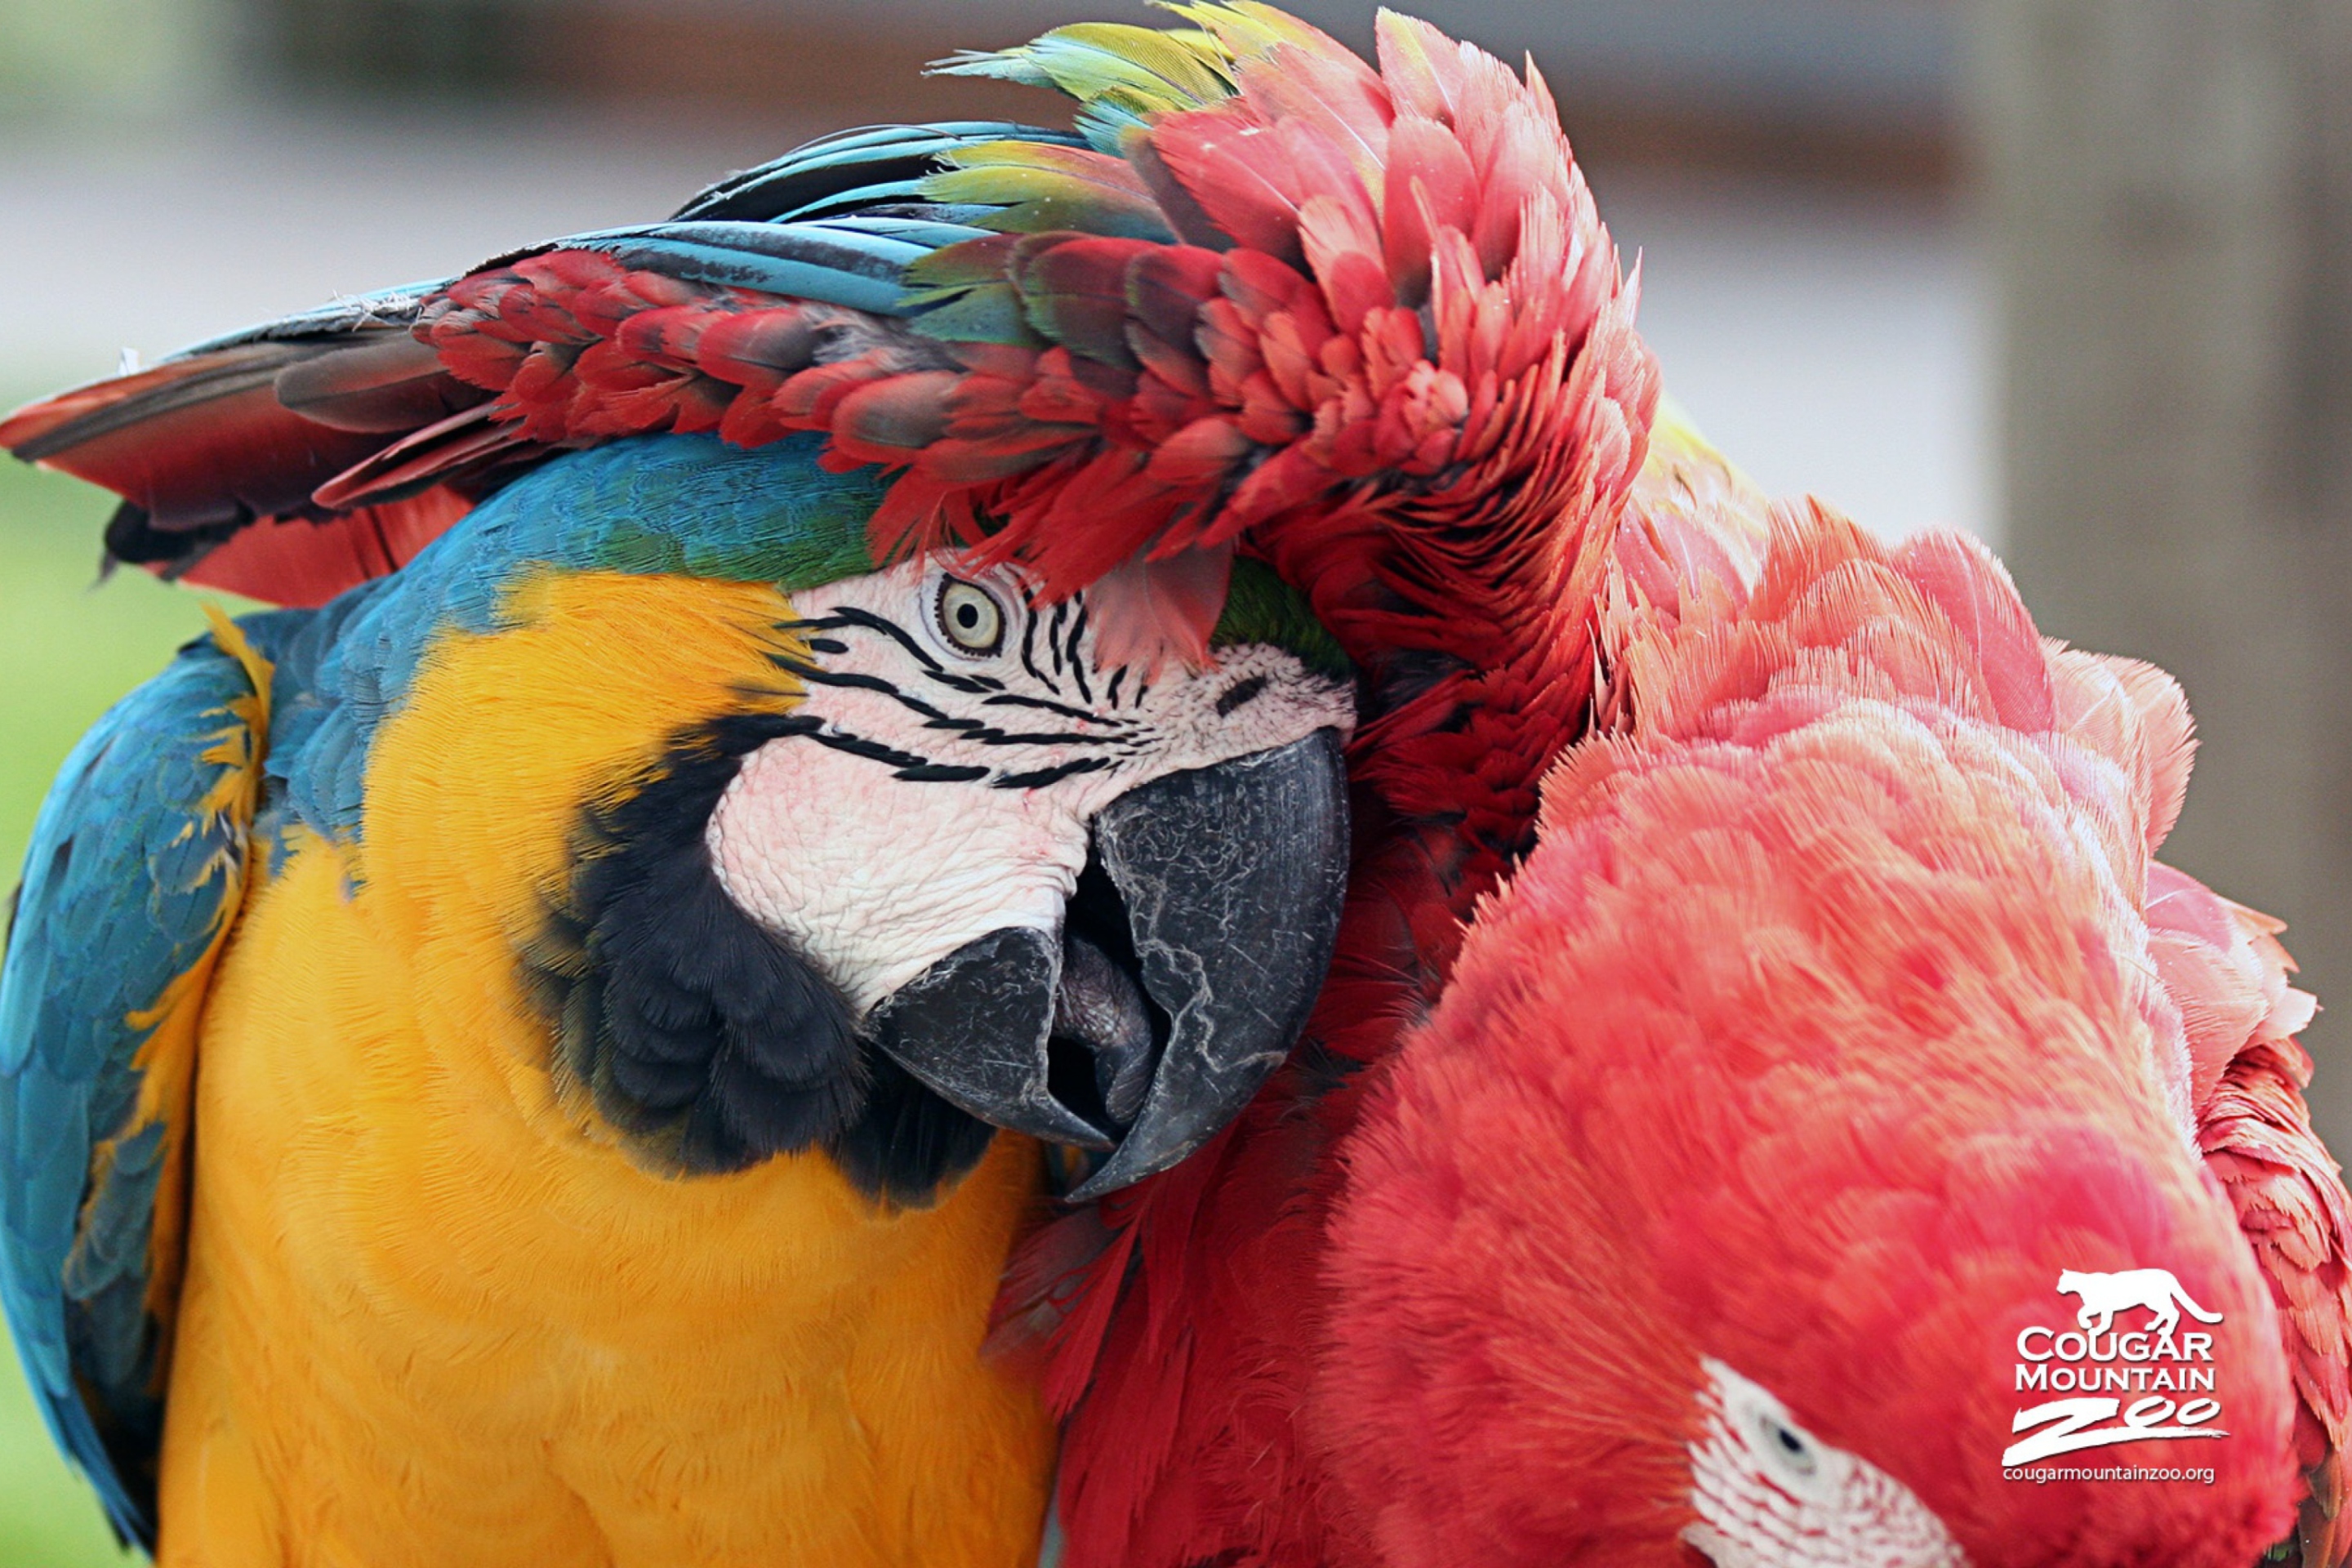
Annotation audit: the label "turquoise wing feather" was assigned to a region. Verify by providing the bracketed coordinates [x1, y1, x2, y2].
[0, 618, 270, 1547]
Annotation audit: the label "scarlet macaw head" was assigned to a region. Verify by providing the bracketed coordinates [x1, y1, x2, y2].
[1315, 511, 2311, 1566]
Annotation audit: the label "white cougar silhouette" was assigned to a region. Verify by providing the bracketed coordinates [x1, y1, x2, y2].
[2056, 1268, 2224, 1336]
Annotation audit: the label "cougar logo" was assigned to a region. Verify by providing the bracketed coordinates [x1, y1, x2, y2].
[2003, 1267, 2229, 1468]
[2056, 1269, 2225, 1336]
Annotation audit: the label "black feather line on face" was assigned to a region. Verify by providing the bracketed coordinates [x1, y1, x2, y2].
[1018, 595, 1059, 694]
[768, 628, 1142, 749]
[785, 605, 945, 673]
[975, 688, 1123, 727]
[519, 713, 991, 1200]
[1063, 599, 1094, 704]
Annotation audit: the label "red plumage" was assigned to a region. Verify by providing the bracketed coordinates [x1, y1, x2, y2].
[4, 347, 390, 532]
[2167, 868, 2352, 1564]
[963, 21, 1664, 1560]
[1057, 497, 2341, 1566]
[175, 488, 473, 606]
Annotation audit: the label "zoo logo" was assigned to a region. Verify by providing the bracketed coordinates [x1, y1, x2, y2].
[2003, 1269, 2228, 1468]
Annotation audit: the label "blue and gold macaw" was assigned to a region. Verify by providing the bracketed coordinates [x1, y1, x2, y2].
[0, 5, 1664, 1562]
[0, 67, 1370, 1559]
[0, 428, 1353, 1564]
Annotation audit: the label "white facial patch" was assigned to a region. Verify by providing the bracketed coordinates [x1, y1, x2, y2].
[1684, 1360, 1971, 1568]
[705, 557, 1355, 1013]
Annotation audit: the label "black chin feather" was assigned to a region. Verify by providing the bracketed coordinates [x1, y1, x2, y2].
[523, 713, 987, 1198]
[830, 1052, 997, 1207]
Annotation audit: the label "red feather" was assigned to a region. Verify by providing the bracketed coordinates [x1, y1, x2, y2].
[172, 488, 474, 606]
[2, 346, 393, 531]
[1298, 507, 2310, 1566]
[2145, 861, 2352, 1567]
[929, 14, 1655, 1544]
[310, 405, 527, 512]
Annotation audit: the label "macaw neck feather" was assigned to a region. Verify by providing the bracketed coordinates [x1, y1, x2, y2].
[253, 434, 884, 850]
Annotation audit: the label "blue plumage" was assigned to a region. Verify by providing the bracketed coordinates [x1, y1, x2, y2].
[260, 431, 888, 850]
[0, 630, 268, 1545]
[0, 430, 894, 1543]
[670, 121, 1087, 225]
[562, 220, 973, 315]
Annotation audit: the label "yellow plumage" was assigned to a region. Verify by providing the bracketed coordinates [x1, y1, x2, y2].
[156, 569, 1054, 1566]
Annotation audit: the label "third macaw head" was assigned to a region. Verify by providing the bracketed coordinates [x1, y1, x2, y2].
[1313, 513, 2320, 1567]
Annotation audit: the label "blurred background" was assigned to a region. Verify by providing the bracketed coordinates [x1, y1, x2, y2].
[0, 0, 2333, 1558]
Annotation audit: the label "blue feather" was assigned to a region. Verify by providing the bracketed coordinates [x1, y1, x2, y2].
[265, 432, 887, 850]
[0, 634, 267, 1546]
[563, 219, 978, 314]
[671, 121, 1087, 224]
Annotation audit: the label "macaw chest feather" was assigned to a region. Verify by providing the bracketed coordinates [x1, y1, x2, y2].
[163, 838, 1055, 1568]
[148, 569, 1057, 1566]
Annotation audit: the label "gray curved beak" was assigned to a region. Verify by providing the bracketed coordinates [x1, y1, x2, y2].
[862, 729, 1351, 1197]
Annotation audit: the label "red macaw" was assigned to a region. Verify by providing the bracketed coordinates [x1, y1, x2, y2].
[1319, 507, 2352, 1566]
[1020, 482, 2352, 1565]
[999, 402, 1751, 1566]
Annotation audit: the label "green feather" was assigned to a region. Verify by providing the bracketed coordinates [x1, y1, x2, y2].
[920, 143, 1176, 241]
[904, 283, 1045, 347]
[933, 20, 1239, 152]
[1211, 559, 1351, 680]
[902, 235, 1049, 345]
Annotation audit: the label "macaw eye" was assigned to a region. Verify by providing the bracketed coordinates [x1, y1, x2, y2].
[1755, 1412, 1818, 1478]
[935, 578, 1005, 657]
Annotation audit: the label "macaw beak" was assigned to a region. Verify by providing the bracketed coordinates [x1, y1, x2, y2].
[863, 729, 1350, 1198]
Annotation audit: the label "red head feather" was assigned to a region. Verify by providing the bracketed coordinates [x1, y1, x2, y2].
[381, 6, 1658, 689]
[938, 20, 1660, 1562]
[6, 4, 1653, 924]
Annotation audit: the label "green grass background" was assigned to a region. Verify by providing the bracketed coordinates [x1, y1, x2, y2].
[0, 452, 220, 1566]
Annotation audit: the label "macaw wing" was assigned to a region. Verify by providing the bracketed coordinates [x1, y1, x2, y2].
[0, 121, 1046, 608]
[3, 4, 1659, 662]
[0, 283, 463, 593]
[2205, 1048, 2352, 1568]
[2147, 863, 2352, 1568]
[0, 616, 272, 1547]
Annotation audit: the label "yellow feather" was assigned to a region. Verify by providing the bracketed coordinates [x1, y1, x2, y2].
[157, 570, 1054, 1566]
[97, 606, 276, 1344]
